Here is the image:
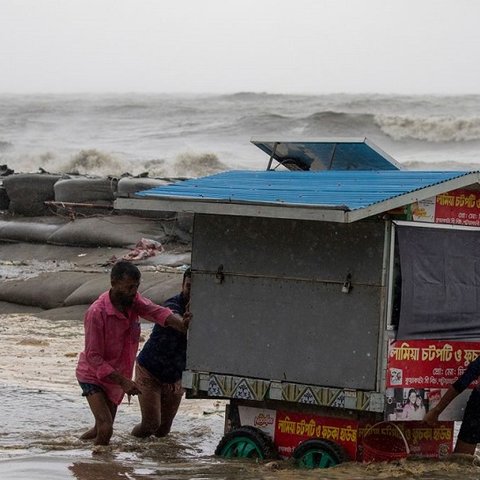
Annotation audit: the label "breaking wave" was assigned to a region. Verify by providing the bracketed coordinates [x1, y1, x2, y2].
[294, 111, 480, 143]
[301, 111, 381, 137]
[64, 149, 123, 175]
[172, 152, 228, 177]
[1, 92, 480, 175]
[375, 114, 480, 142]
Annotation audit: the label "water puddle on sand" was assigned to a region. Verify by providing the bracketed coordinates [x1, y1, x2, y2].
[2, 451, 480, 480]
[1, 386, 480, 480]
[0, 259, 77, 280]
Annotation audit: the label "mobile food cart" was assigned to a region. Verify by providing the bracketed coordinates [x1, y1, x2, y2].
[116, 139, 480, 467]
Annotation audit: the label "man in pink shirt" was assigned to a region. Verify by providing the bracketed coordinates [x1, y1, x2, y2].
[76, 260, 191, 446]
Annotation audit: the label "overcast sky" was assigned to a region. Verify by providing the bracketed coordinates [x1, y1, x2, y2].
[1, 0, 479, 95]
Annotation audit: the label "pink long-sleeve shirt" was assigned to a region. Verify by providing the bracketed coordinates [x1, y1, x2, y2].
[76, 290, 173, 405]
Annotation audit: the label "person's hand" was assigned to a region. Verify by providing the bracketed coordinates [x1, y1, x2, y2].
[183, 311, 192, 331]
[119, 378, 141, 396]
[424, 407, 439, 426]
[165, 312, 191, 334]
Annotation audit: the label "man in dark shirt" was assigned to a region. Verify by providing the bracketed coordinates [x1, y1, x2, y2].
[131, 268, 191, 438]
[424, 355, 480, 454]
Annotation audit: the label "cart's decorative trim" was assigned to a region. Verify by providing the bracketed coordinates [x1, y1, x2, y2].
[207, 374, 271, 401]
[183, 371, 385, 412]
[281, 382, 384, 412]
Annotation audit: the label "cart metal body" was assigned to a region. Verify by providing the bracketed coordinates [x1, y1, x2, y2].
[115, 139, 480, 464]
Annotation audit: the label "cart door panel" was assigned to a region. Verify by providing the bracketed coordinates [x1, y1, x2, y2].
[188, 214, 386, 391]
[193, 214, 384, 284]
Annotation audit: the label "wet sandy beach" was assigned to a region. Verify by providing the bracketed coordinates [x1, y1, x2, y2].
[0, 312, 227, 479]
[2, 311, 480, 479]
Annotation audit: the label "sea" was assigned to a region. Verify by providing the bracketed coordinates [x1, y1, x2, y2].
[1, 92, 480, 178]
[1, 92, 480, 480]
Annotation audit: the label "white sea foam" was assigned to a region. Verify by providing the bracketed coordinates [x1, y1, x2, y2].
[64, 149, 123, 176]
[0, 93, 479, 177]
[375, 114, 480, 142]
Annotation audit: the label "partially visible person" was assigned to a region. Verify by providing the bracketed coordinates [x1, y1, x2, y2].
[413, 393, 426, 420]
[76, 260, 191, 446]
[424, 356, 480, 454]
[401, 388, 418, 420]
[131, 267, 191, 438]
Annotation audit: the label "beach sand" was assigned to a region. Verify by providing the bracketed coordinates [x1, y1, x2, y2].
[0, 309, 236, 480]
[0, 227, 232, 479]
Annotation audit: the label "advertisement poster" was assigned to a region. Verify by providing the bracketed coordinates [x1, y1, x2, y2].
[273, 409, 453, 459]
[387, 339, 480, 389]
[238, 406, 276, 439]
[359, 421, 453, 458]
[412, 188, 480, 226]
[275, 410, 358, 459]
[386, 340, 480, 421]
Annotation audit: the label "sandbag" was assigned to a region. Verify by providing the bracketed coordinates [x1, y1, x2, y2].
[3, 173, 64, 216]
[141, 275, 182, 305]
[0, 186, 9, 210]
[47, 215, 168, 248]
[0, 272, 97, 309]
[35, 304, 89, 321]
[62, 276, 109, 306]
[54, 176, 118, 203]
[0, 220, 63, 243]
[64, 271, 180, 307]
[116, 177, 170, 197]
[176, 212, 194, 233]
[0, 300, 43, 315]
[137, 272, 180, 295]
[115, 177, 176, 219]
[54, 176, 118, 215]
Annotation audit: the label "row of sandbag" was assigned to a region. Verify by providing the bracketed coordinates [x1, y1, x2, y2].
[0, 270, 182, 310]
[0, 214, 184, 247]
[0, 173, 179, 217]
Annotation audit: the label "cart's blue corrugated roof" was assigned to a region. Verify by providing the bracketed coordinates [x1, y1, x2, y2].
[137, 170, 475, 211]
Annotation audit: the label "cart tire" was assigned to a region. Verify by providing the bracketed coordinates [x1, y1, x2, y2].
[215, 426, 276, 460]
[293, 438, 347, 469]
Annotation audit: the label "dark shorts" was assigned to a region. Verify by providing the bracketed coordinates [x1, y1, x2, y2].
[78, 381, 104, 397]
[458, 388, 480, 444]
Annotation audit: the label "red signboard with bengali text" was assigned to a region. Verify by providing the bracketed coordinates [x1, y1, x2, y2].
[273, 409, 453, 459]
[359, 421, 453, 459]
[435, 189, 480, 226]
[274, 410, 358, 459]
[413, 188, 480, 226]
[387, 339, 480, 389]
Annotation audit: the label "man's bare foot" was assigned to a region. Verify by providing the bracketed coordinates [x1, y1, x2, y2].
[131, 423, 153, 438]
[80, 427, 97, 440]
[154, 426, 170, 438]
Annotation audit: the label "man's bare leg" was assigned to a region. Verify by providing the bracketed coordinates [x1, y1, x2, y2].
[131, 384, 162, 438]
[82, 392, 117, 445]
[155, 387, 183, 437]
[454, 439, 477, 455]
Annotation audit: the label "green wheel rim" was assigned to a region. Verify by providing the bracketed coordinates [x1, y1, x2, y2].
[220, 436, 265, 459]
[298, 449, 337, 469]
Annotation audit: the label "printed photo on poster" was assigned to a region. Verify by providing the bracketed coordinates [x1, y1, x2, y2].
[386, 388, 428, 421]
